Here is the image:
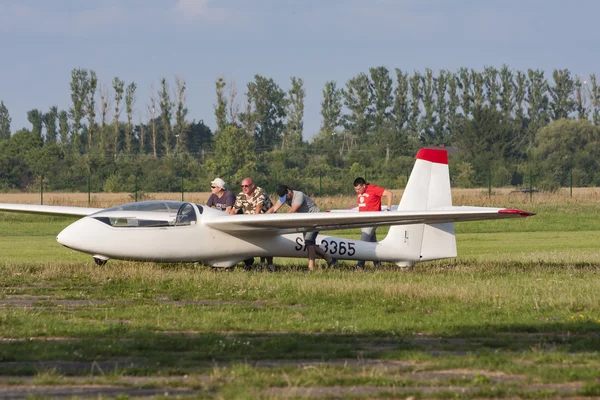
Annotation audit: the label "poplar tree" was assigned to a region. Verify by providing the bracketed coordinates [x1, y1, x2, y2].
[69, 68, 90, 151]
[159, 77, 174, 155]
[590, 74, 600, 125]
[112, 77, 125, 155]
[0, 101, 11, 141]
[420, 68, 435, 144]
[43, 106, 58, 144]
[368, 66, 393, 136]
[320, 80, 343, 135]
[58, 110, 70, 145]
[549, 69, 576, 120]
[342, 72, 371, 144]
[484, 66, 500, 110]
[27, 109, 44, 138]
[85, 71, 98, 150]
[125, 82, 137, 153]
[446, 72, 460, 143]
[527, 69, 550, 145]
[434, 70, 447, 144]
[173, 75, 188, 154]
[214, 76, 227, 133]
[285, 76, 305, 149]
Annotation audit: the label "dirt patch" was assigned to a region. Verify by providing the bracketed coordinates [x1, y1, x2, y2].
[0, 385, 194, 400]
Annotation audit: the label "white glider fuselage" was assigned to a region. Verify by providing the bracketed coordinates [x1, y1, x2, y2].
[56, 205, 411, 268]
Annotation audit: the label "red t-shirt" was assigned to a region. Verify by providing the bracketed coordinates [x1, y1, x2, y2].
[357, 184, 385, 212]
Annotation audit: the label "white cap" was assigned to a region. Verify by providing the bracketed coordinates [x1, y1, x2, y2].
[210, 178, 226, 189]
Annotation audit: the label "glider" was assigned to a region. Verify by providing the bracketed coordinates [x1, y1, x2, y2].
[0, 149, 533, 268]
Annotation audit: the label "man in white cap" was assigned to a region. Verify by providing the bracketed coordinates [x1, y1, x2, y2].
[266, 184, 334, 271]
[206, 178, 235, 213]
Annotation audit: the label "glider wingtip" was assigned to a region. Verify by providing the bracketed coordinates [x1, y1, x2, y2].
[499, 209, 535, 217]
[416, 148, 448, 165]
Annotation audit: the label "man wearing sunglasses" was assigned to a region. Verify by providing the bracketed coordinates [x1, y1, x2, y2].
[230, 177, 275, 271]
[206, 178, 235, 213]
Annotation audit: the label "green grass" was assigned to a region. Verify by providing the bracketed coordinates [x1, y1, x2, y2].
[0, 206, 599, 398]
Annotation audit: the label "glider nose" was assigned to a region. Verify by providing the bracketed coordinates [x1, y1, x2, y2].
[57, 219, 87, 250]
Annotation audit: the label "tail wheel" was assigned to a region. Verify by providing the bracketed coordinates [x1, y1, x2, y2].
[93, 257, 108, 266]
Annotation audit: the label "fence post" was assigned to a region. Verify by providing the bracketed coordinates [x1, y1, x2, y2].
[181, 176, 184, 202]
[319, 169, 322, 196]
[88, 174, 91, 205]
[488, 166, 491, 199]
[529, 169, 533, 202]
[570, 168, 573, 198]
[40, 174, 44, 205]
[135, 174, 138, 202]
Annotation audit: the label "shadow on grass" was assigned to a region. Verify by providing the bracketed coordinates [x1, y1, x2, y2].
[1, 322, 599, 376]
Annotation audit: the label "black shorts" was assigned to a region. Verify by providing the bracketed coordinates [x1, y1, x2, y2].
[303, 231, 318, 245]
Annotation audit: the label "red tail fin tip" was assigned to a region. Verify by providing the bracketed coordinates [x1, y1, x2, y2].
[416, 148, 448, 165]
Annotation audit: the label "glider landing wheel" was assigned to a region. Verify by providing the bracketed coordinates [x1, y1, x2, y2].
[93, 257, 108, 266]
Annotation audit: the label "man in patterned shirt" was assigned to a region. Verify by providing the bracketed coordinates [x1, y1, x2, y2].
[230, 177, 274, 270]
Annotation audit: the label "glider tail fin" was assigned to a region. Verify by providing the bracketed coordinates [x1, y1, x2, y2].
[382, 148, 457, 266]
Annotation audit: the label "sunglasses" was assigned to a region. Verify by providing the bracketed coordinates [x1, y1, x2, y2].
[211, 186, 216, 189]
[241, 184, 251, 188]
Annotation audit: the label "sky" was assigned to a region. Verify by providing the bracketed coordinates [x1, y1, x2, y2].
[1, 0, 599, 140]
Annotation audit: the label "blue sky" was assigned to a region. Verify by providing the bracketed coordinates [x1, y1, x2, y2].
[1, 0, 599, 140]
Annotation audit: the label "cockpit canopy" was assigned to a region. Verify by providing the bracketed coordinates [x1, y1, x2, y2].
[90, 201, 203, 228]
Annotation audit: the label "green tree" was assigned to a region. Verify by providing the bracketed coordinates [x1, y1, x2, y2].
[112, 77, 125, 155]
[0, 101, 12, 142]
[243, 75, 287, 150]
[434, 69, 448, 144]
[205, 125, 256, 181]
[284, 76, 305, 149]
[499, 65, 514, 121]
[85, 70, 98, 150]
[320, 80, 343, 135]
[573, 76, 589, 121]
[368, 66, 393, 136]
[455, 106, 511, 184]
[99, 85, 110, 154]
[549, 68, 576, 120]
[457, 67, 472, 117]
[526, 69, 550, 147]
[471, 69, 484, 109]
[392, 69, 410, 154]
[419, 68, 436, 144]
[407, 71, 421, 137]
[27, 109, 44, 138]
[159, 77, 174, 155]
[173, 75, 188, 154]
[69, 68, 91, 152]
[446, 71, 460, 144]
[590, 74, 600, 125]
[533, 119, 600, 187]
[43, 106, 58, 144]
[342, 72, 371, 144]
[58, 110, 70, 146]
[125, 82, 137, 153]
[0, 101, 10, 141]
[214, 76, 227, 133]
[187, 119, 213, 158]
[484, 66, 500, 110]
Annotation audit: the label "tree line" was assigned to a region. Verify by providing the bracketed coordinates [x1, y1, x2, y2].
[0, 65, 599, 195]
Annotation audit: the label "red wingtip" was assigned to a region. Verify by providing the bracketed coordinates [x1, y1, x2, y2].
[416, 148, 448, 165]
[499, 209, 536, 217]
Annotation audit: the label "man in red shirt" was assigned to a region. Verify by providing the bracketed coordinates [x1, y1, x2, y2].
[353, 177, 393, 270]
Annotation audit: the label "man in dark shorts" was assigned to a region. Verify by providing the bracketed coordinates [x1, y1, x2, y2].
[266, 184, 334, 271]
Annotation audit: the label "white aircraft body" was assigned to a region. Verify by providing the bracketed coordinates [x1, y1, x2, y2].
[0, 149, 533, 268]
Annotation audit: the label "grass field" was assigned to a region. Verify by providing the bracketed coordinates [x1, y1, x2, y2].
[0, 191, 599, 398]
